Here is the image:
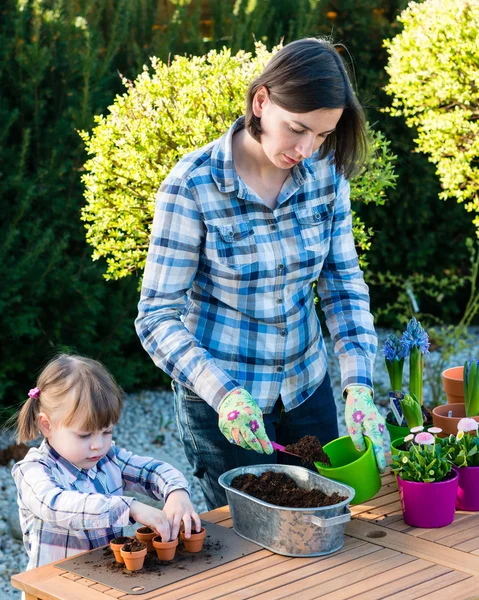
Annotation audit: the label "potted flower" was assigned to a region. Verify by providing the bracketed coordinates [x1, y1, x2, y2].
[443, 418, 479, 511]
[391, 429, 458, 528]
[433, 359, 479, 435]
[384, 318, 432, 442]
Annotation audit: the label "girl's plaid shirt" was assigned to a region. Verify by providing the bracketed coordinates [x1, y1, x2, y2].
[136, 116, 377, 413]
[11, 439, 189, 570]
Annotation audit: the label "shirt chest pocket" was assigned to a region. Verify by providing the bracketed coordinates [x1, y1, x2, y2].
[295, 200, 333, 254]
[207, 221, 258, 271]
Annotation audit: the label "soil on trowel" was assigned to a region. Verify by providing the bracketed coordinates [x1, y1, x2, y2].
[92, 536, 224, 577]
[284, 435, 331, 466]
[231, 471, 347, 508]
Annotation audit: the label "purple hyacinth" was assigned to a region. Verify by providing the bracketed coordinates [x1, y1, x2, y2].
[383, 334, 407, 362]
[401, 317, 429, 355]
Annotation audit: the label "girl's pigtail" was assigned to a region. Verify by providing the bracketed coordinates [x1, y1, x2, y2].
[16, 390, 41, 443]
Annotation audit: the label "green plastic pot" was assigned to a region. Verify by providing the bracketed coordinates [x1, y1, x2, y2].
[390, 436, 407, 457]
[386, 421, 409, 444]
[314, 436, 381, 505]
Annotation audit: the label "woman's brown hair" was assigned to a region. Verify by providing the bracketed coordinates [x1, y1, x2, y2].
[15, 354, 123, 443]
[245, 37, 369, 179]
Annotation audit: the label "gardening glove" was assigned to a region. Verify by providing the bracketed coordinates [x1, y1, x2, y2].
[218, 388, 273, 455]
[345, 385, 387, 473]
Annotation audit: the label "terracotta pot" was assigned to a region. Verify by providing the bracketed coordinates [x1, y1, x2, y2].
[180, 527, 206, 553]
[153, 535, 178, 561]
[442, 366, 464, 404]
[432, 403, 479, 437]
[109, 536, 133, 563]
[136, 527, 156, 552]
[120, 541, 147, 571]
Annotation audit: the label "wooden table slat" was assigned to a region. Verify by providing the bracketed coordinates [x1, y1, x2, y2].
[380, 570, 471, 600]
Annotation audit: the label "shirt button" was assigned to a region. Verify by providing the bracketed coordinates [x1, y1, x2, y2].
[280, 330, 287, 337]
[276, 298, 283, 304]
[278, 264, 285, 271]
[314, 213, 321, 221]
[270, 224, 277, 231]
[276, 366, 284, 373]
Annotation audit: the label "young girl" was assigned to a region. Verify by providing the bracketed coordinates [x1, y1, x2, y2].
[11, 354, 201, 571]
[135, 36, 386, 511]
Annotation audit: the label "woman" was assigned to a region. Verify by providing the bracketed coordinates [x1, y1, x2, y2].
[136, 37, 386, 511]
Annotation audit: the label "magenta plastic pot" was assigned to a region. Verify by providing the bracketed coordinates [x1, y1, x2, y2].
[397, 470, 458, 528]
[456, 466, 479, 511]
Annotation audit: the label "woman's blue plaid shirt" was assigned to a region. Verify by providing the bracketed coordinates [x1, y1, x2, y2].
[136, 117, 377, 412]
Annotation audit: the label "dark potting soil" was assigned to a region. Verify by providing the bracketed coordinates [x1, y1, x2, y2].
[284, 435, 331, 465]
[122, 540, 146, 552]
[231, 471, 347, 508]
[97, 536, 223, 576]
[0, 443, 30, 466]
[110, 536, 132, 545]
[137, 526, 154, 534]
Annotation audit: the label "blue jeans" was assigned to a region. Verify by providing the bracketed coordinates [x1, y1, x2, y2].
[172, 374, 339, 511]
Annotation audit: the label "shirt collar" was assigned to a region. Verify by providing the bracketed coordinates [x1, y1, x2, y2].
[210, 116, 317, 194]
[42, 439, 98, 483]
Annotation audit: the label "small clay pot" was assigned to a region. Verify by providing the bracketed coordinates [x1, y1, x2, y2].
[136, 526, 156, 552]
[442, 366, 464, 404]
[120, 540, 147, 571]
[110, 536, 133, 563]
[432, 403, 479, 437]
[153, 535, 178, 561]
[180, 527, 206, 553]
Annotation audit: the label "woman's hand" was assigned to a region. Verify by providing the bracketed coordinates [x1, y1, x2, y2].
[129, 500, 171, 541]
[218, 389, 273, 454]
[345, 385, 386, 473]
[163, 489, 202, 539]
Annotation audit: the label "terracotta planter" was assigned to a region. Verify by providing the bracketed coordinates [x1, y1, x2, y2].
[120, 541, 147, 571]
[153, 535, 178, 561]
[432, 403, 479, 437]
[136, 526, 156, 552]
[109, 536, 133, 563]
[442, 366, 464, 404]
[180, 527, 206, 553]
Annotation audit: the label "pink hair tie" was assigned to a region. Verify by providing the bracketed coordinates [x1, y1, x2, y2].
[28, 387, 41, 399]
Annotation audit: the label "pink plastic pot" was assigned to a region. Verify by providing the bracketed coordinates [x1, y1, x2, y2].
[456, 466, 479, 511]
[397, 470, 458, 528]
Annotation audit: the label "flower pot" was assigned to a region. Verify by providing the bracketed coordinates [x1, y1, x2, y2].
[397, 470, 458, 528]
[314, 436, 381, 505]
[120, 541, 147, 571]
[455, 466, 479, 511]
[180, 527, 206, 553]
[109, 536, 133, 564]
[442, 366, 464, 404]
[390, 437, 407, 456]
[136, 526, 156, 552]
[386, 420, 409, 444]
[432, 404, 479, 437]
[153, 535, 178, 561]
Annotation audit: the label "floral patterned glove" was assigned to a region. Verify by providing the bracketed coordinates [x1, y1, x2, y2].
[218, 389, 273, 454]
[345, 385, 386, 473]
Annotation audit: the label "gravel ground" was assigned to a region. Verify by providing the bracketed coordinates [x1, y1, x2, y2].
[0, 327, 477, 599]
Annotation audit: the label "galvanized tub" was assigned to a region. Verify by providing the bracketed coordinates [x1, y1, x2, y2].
[218, 464, 355, 557]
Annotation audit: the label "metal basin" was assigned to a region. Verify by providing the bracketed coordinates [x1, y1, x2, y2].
[218, 464, 355, 557]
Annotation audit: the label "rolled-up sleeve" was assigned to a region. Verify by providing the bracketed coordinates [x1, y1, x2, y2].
[135, 176, 239, 410]
[316, 172, 377, 396]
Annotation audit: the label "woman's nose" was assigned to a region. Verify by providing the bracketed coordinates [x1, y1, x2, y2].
[296, 136, 316, 159]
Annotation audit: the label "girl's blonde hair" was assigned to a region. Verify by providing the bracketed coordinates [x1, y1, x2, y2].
[16, 354, 123, 443]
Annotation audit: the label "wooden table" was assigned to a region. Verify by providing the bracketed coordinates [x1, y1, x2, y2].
[11, 467, 479, 600]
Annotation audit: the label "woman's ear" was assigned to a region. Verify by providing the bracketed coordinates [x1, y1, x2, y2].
[252, 86, 269, 118]
[37, 413, 53, 437]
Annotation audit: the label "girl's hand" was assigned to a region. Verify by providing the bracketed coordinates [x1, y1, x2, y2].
[163, 489, 202, 539]
[129, 500, 171, 541]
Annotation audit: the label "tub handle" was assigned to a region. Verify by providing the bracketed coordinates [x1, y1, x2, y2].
[303, 508, 351, 528]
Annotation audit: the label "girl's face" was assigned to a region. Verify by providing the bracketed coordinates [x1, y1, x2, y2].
[253, 87, 343, 170]
[39, 411, 113, 470]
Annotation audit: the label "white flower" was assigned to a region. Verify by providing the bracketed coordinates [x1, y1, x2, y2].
[414, 432, 435, 445]
[404, 434, 414, 442]
[428, 427, 443, 434]
[457, 418, 479, 433]
[410, 426, 424, 433]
